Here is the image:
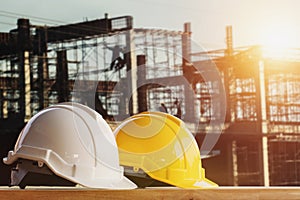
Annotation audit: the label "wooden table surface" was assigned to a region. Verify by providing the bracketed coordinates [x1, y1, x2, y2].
[0, 187, 299, 200]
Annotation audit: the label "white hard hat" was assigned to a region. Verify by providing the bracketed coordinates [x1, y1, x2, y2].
[3, 102, 137, 189]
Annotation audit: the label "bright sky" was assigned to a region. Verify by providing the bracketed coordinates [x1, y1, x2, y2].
[1, 0, 300, 50]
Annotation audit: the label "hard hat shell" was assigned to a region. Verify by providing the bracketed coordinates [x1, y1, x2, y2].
[3, 102, 136, 189]
[114, 111, 217, 188]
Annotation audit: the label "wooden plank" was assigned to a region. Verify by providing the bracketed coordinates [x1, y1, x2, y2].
[0, 187, 300, 200]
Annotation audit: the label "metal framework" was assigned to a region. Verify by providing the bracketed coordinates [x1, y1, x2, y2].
[0, 17, 300, 187]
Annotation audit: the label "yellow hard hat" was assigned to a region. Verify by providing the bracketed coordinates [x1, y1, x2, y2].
[114, 111, 218, 188]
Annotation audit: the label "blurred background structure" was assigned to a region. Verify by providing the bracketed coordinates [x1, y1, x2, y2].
[0, 15, 299, 186]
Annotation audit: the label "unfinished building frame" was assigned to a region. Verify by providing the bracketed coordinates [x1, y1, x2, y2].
[0, 16, 300, 186]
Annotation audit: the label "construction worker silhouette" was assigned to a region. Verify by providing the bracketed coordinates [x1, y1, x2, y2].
[159, 103, 168, 113]
[104, 42, 126, 71]
[174, 98, 182, 119]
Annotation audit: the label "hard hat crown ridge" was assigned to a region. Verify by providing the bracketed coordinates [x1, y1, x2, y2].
[3, 102, 137, 189]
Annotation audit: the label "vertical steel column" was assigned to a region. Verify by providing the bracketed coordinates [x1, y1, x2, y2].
[125, 30, 137, 116]
[231, 140, 239, 186]
[255, 50, 269, 186]
[56, 50, 69, 102]
[224, 25, 233, 122]
[137, 55, 147, 113]
[225, 26, 233, 57]
[182, 22, 195, 122]
[24, 51, 31, 121]
[17, 18, 31, 122]
[36, 27, 48, 109]
[0, 90, 3, 118]
[2, 90, 7, 118]
[258, 60, 270, 186]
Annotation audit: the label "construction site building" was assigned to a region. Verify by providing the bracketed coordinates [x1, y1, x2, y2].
[0, 15, 299, 186]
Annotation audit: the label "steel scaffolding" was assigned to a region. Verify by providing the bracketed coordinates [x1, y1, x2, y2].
[1, 16, 300, 186]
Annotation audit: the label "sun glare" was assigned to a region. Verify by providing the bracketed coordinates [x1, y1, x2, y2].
[260, 23, 295, 48]
[259, 21, 296, 59]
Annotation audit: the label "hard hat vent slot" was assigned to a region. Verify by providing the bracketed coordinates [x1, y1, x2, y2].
[38, 161, 44, 168]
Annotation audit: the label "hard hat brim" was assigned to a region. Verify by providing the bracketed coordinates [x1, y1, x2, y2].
[4, 145, 137, 189]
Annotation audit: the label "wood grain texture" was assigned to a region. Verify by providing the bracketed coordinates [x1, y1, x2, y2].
[0, 187, 299, 200]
